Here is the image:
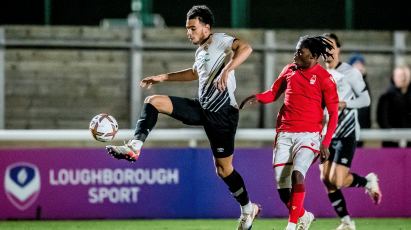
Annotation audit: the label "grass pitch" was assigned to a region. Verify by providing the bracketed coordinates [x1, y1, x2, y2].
[0, 218, 410, 230]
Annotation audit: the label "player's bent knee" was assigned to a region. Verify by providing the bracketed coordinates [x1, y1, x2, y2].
[322, 177, 336, 190]
[215, 165, 232, 178]
[145, 95, 170, 111]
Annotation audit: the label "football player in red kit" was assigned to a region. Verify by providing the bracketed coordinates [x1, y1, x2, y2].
[240, 35, 339, 230]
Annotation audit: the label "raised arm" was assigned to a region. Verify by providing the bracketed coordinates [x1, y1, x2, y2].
[340, 68, 371, 110]
[216, 39, 253, 92]
[240, 73, 287, 109]
[140, 68, 199, 89]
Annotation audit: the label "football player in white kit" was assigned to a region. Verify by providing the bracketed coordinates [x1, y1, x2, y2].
[106, 5, 259, 230]
[320, 33, 382, 230]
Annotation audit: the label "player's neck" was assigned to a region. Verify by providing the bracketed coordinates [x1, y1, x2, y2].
[326, 60, 340, 69]
[199, 33, 212, 46]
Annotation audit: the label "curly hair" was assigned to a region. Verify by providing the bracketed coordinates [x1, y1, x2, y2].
[298, 35, 334, 60]
[187, 5, 215, 28]
[323, 33, 341, 48]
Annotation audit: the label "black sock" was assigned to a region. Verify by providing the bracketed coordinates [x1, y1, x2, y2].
[328, 189, 349, 218]
[134, 103, 159, 142]
[349, 173, 368, 187]
[222, 169, 250, 206]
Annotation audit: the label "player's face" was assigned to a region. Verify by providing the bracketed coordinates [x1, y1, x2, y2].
[325, 38, 340, 63]
[393, 67, 411, 89]
[293, 42, 314, 69]
[186, 18, 210, 45]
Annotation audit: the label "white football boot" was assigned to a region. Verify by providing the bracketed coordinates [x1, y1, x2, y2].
[236, 203, 260, 230]
[297, 211, 315, 230]
[365, 173, 382, 204]
[334, 219, 355, 230]
[106, 140, 140, 162]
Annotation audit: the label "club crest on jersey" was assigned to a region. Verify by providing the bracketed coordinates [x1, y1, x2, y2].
[4, 162, 41, 211]
[310, 75, 317, 84]
[330, 76, 336, 84]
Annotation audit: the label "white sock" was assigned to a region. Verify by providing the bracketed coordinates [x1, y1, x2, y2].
[366, 180, 372, 188]
[241, 201, 253, 214]
[130, 140, 143, 150]
[286, 222, 296, 230]
[342, 215, 351, 223]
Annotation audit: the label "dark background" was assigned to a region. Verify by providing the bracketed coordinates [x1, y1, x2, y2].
[0, 0, 409, 30]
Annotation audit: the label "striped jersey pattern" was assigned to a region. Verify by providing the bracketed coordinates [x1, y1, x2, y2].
[193, 33, 237, 112]
[327, 62, 367, 139]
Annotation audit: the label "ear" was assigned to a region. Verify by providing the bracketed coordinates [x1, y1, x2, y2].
[310, 53, 317, 60]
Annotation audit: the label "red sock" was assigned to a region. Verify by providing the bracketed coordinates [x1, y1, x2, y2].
[286, 201, 305, 217]
[299, 206, 306, 218]
[289, 184, 305, 224]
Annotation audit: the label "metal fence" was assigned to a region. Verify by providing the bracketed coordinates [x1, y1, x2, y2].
[0, 27, 410, 146]
[0, 128, 410, 148]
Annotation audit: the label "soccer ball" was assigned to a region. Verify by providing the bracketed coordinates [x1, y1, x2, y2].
[89, 114, 118, 142]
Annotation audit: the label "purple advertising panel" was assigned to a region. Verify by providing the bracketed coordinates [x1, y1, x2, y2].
[0, 147, 410, 220]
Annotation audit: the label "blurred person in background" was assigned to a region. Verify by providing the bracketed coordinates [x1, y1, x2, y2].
[321, 33, 381, 230]
[241, 35, 339, 230]
[377, 65, 411, 147]
[349, 52, 372, 147]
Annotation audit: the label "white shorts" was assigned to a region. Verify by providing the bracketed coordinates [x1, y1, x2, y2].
[273, 132, 321, 189]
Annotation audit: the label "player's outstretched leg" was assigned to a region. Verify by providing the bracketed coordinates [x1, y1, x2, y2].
[365, 173, 382, 204]
[106, 140, 142, 162]
[106, 102, 159, 162]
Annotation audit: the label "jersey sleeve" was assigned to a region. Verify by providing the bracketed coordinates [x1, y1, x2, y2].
[192, 49, 200, 71]
[255, 65, 288, 103]
[213, 33, 235, 51]
[321, 75, 339, 147]
[346, 68, 371, 109]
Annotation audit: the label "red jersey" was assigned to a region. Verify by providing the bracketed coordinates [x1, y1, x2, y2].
[256, 63, 339, 147]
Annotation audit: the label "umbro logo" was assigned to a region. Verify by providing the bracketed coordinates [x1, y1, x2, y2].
[311, 142, 315, 147]
[292, 206, 297, 210]
[217, 148, 224, 152]
[341, 158, 348, 164]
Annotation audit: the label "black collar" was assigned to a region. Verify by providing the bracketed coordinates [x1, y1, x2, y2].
[201, 33, 213, 45]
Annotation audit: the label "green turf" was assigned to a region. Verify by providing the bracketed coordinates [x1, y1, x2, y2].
[0, 218, 410, 230]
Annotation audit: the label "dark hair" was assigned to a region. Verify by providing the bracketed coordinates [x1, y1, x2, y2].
[322, 33, 341, 48]
[187, 5, 215, 28]
[298, 35, 334, 60]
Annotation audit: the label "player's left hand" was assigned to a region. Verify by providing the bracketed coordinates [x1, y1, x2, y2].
[319, 144, 330, 164]
[215, 68, 230, 92]
[240, 95, 258, 109]
[338, 101, 347, 111]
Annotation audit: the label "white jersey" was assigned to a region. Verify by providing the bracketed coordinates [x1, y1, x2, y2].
[193, 33, 237, 112]
[324, 62, 370, 140]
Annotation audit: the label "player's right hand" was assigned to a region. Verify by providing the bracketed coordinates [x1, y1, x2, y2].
[240, 95, 258, 109]
[319, 144, 330, 164]
[140, 74, 168, 89]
